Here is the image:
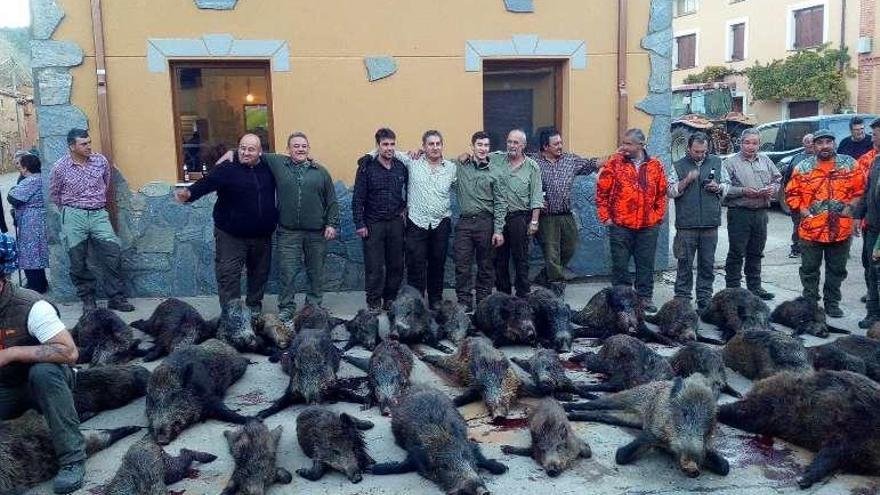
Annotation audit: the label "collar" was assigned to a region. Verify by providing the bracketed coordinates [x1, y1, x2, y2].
[288, 157, 316, 169]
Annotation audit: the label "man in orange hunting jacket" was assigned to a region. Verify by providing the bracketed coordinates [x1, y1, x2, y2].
[785, 129, 865, 318]
[596, 128, 668, 312]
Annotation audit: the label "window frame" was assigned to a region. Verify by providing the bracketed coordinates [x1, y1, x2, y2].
[786, 0, 828, 51]
[726, 18, 749, 62]
[169, 60, 275, 182]
[673, 0, 699, 17]
[673, 30, 699, 70]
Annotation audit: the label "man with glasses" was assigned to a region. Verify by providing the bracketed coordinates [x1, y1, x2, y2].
[176, 133, 278, 312]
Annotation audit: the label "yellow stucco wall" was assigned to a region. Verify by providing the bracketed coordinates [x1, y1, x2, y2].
[672, 0, 861, 123]
[56, 0, 655, 189]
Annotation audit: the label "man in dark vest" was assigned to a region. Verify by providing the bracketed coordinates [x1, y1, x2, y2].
[0, 233, 85, 493]
[667, 132, 723, 312]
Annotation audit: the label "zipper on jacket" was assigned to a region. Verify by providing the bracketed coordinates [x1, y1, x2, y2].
[252, 167, 263, 220]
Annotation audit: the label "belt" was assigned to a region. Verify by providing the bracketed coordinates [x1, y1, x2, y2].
[64, 205, 104, 211]
[545, 211, 572, 216]
[459, 212, 492, 220]
[506, 210, 531, 218]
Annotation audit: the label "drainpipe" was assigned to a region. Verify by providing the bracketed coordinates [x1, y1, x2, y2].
[90, 0, 118, 229]
[617, 0, 629, 140]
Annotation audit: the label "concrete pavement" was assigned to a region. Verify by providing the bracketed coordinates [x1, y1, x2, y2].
[23, 207, 880, 494]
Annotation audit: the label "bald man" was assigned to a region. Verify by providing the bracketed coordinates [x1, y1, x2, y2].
[176, 134, 278, 311]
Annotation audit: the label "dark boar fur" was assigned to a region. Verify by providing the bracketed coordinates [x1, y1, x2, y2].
[258, 328, 366, 418]
[131, 298, 217, 362]
[343, 339, 414, 415]
[293, 303, 345, 333]
[71, 308, 142, 366]
[770, 296, 850, 338]
[571, 286, 675, 345]
[718, 370, 880, 488]
[104, 434, 217, 495]
[74, 364, 151, 421]
[0, 410, 139, 494]
[528, 287, 574, 352]
[700, 288, 771, 341]
[253, 312, 295, 362]
[668, 343, 741, 398]
[569, 334, 674, 393]
[216, 299, 270, 354]
[146, 339, 250, 445]
[422, 336, 534, 419]
[501, 398, 591, 477]
[473, 292, 536, 347]
[389, 285, 450, 352]
[433, 300, 472, 345]
[645, 298, 724, 345]
[722, 329, 812, 380]
[565, 374, 729, 479]
[371, 386, 507, 494]
[296, 407, 375, 483]
[344, 308, 382, 351]
[221, 420, 292, 495]
[511, 348, 598, 400]
[808, 335, 880, 381]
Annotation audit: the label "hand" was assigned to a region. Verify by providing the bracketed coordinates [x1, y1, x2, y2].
[324, 226, 337, 240]
[760, 187, 775, 199]
[216, 150, 234, 165]
[686, 170, 700, 182]
[491, 233, 504, 248]
[408, 150, 424, 160]
[853, 221, 862, 238]
[528, 221, 539, 236]
[0, 349, 11, 368]
[457, 151, 473, 162]
[603, 219, 614, 226]
[703, 180, 720, 193]
[356, 227, 369, 238]
[743, 187, 760, 198]
[175, 188, 191, 203]
[800, 208, 812, 219]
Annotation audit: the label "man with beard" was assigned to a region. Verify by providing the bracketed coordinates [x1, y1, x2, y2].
[720, 128, 781, 300]
[786, 130, 865, 318]
[837, 116, 874, 160]
[853, 119, 880, 327]
[596, 128, 668, 313]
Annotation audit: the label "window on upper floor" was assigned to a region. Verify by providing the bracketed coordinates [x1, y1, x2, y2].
[675, 34, 697, 70]
[730, 22, 746, 61]
[793, 5, 825, 49]
[674, 0, 698, 17]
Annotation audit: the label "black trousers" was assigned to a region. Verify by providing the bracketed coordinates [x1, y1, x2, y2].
[363, 217, 405, 308]
[406, 217, 451, 306]
[725, 207, 769, 290]
[214, 227, 272, 309]
[453, 214, 495, 306]
[495, 212, 531, 297]
[863, 229, 880, 316]
[609, 224, 659, 300]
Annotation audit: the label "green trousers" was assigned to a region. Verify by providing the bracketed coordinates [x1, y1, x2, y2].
[59, 206, 126, 299]
[538, 213, 578, 282]
[799, 238, 850, 305]
[277, 227, 327, 314]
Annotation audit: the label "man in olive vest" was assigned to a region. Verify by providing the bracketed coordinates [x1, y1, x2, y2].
[0, 234, 85, 493]
[668, 132, 723, 312]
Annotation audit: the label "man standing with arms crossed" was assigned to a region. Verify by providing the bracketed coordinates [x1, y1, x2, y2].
[353, 128, 408, 311]
[49, 129, 135, 313]
[454, 131, 506, 312]
[786, 130, 864, 318]
[720, 128, 781, 300]
[667, 132, 722, 312]
[532, 128, 601, 297]
[492, 129, 543, 298]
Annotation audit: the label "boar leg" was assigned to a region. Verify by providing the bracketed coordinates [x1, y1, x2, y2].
[567, 411, 642, 429]
[297, 460, 327, 481]
[704, 450, 730, 476]
[257, 390, 300, 419]
[566, 383, 600, 400]
[509, 357, 532, 372]
[342, 355, 371, 372]
[452, 387, 483, 407]
[797, 444, 847, 489]
[208, 401, 251, 424]
[142, 344, 165, 362]
[825, 324, 850, 335]
[500, 445, 533, 457]
[275, 467, 293, 484]
[471, 442, 508, 474]
[615, 432, 656, 465]
[425, 341, 454, 354]
[637, 323, 677, 346]
[720, 383, 742, 398]
[370, 456, 416, 475]
[331, 383, 371, 405]
[164, 448, 217, 484]
[695, 333, 725, 346]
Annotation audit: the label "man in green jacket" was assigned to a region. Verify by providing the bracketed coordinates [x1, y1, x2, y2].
[263, 132, 339, 320]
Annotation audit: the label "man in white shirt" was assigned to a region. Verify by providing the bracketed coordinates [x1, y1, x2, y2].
[0, 234, 85, 494]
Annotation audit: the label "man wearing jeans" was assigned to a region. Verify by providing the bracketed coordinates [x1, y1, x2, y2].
[262, 132, 338, 320]
[596, 128, 668, 312]
[719, 128, 781, 300]
[667, 132, 722, 312]
[0, 235, 86, 494]
[177, 134, 278, 313]
[353, 128, 408, 311]
[49, 129, 134, 313]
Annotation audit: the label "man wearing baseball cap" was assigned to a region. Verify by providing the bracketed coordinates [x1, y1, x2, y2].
[786, 129, 865, 318]
[0, 233, 85, 493]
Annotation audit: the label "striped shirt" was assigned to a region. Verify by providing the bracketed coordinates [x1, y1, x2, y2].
[404, 156, 457, 229]
[49, 153, 111, 209]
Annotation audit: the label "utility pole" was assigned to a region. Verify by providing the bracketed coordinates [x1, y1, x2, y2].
[12, 60, 23, 151]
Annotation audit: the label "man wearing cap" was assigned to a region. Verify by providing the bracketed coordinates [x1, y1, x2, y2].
[786, 129, 865, 318]
[853, 118, 880, 327]
[720, 128, 781, 300]
[49, 129, 135, 313]
[0, 233, 86, 493]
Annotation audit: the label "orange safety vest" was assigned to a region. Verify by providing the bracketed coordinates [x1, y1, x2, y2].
[785, 154, 865, 243]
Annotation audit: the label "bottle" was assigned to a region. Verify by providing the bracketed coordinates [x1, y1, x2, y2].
[201, 161, 208, 177]
[183, 163, 190, 183]
[707, 168, 716, 181]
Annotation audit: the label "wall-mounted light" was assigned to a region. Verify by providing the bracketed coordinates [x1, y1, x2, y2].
[245, 77, 254, 102]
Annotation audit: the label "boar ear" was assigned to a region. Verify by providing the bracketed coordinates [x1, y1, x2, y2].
[339, 412, 355, 426]
[271, 425, 284, 445]
[670, 377, 684, 398]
